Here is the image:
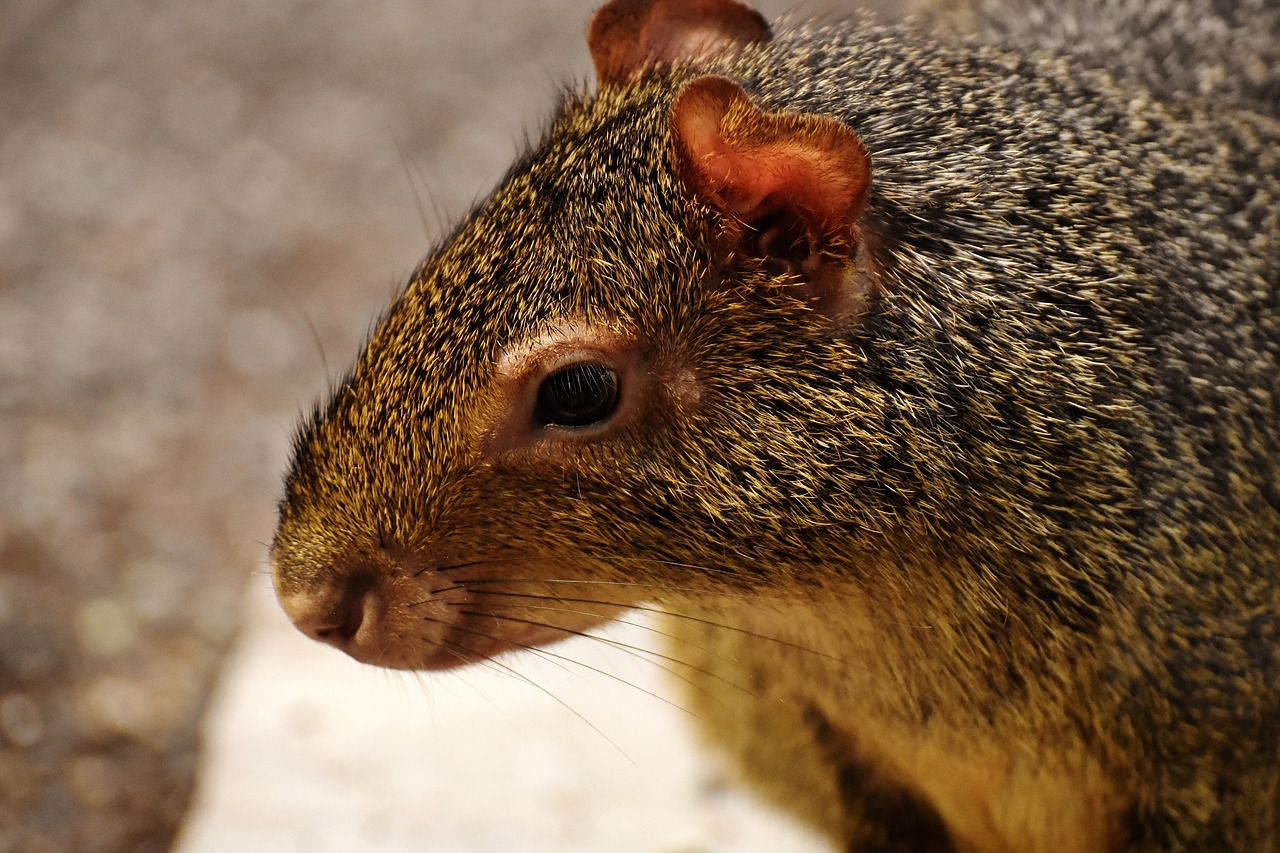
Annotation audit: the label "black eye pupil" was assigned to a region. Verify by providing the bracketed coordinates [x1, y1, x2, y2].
[534, 363, 620, 428]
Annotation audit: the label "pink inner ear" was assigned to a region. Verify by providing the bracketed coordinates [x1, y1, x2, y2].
[672, 76, 871, 238]
[589, 0, 770, 88]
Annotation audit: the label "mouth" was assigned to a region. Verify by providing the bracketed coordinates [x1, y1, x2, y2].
[412, 611, 602, 670]
[273, 547, 629, 671]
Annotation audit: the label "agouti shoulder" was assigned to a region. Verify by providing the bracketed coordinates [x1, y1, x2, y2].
[271, 0, 1280, 849]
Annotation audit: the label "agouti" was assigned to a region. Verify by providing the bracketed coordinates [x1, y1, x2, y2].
[271, 0, 1280, 849]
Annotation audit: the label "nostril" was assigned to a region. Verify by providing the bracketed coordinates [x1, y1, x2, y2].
[295, 574, 376, 652]
[310, 597, 365, 648]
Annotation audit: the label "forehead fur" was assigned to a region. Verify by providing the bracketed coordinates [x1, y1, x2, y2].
[417, 80, 702, 341]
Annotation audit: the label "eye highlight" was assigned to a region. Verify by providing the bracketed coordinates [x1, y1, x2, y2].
[534, 362, 620, 428]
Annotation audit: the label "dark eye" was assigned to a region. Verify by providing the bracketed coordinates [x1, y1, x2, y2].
[534, 363, 620, 428]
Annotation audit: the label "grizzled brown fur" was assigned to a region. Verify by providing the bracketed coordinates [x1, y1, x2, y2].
[272, 0, 1280, 849]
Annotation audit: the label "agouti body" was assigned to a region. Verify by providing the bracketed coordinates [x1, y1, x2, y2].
[270, 0, 1280, 849]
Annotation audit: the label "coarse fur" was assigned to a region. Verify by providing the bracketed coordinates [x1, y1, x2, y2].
[271, 0, 1280, 849]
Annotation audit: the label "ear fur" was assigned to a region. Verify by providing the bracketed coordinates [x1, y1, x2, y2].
[671, 75, 877, 320]
[588, 0, 770, 88]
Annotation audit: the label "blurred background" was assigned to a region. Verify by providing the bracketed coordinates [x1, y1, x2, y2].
[0, 1, 902, 850]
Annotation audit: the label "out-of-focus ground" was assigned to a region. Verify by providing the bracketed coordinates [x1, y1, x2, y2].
[1, 0, 900, 850]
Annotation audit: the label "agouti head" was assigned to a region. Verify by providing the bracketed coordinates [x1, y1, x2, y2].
[270, 0, 892, 669]
[271, 0, 1122, 670]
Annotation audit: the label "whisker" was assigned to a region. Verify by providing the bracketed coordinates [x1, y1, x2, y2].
[592, 555, 741, 575]
[265, 274, 331, 382]
[424, 630, 633, 759]
[411, 595, 758, 699]
[456, 607, 749, 701]
[457, 575, 740, 598]
[458, 574, 934, 632]
[452, 594, 748, 674]
[426, 552, 745, 581]
[416, 613, 583, 682]
[433, 612, 710, 721]
[421, 597, 764, 708]
[446, 585, 869, 670]
[417, 558, 491, 578]
[392, 133, 447, 242]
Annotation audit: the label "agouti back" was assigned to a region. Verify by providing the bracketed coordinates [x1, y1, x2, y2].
[270, 0, 1280, 849]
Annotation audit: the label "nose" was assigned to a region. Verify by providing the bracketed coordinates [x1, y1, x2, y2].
[278, 571, 376, 654]
[302, 590, 366, 650]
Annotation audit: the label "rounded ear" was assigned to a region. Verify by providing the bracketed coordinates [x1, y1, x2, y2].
[672, 75, 871, 240]
[671, 75, 877, 319]
[588, 0, 770, 88]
